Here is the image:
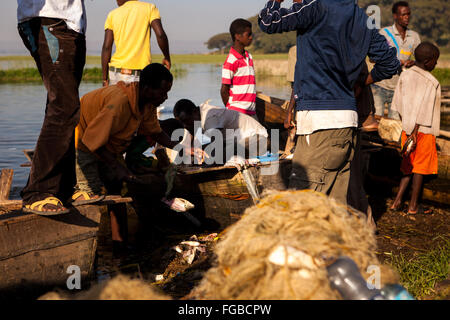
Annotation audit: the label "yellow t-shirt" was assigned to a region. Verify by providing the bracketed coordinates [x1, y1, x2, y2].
[105, 1, 161, 70]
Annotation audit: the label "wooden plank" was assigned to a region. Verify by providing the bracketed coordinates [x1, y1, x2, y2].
[22, 149, 34, 162]
[0, 238, 97, 296]
[0, 195, 132, 210]
[0, 169, 13, 201]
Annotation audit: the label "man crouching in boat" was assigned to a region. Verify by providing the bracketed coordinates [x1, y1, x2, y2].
[72, 63, 178, 254]
[173, 99, 269, 165]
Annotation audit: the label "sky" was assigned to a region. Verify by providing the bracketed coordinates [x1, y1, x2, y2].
[0, 0, 271, 55]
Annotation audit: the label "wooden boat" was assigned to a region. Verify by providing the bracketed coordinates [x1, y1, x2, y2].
[255, 92, 289, 127]
[0, 169, 132, 298]
[251, 93, 450, 204]
[127, 160, 293, 229]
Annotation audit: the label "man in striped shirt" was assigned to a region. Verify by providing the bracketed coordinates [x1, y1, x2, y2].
[221, 19, 257, 118]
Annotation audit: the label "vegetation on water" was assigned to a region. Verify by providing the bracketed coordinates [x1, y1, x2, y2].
[386, 236, 449, 299]
[0, 65, 187, 83]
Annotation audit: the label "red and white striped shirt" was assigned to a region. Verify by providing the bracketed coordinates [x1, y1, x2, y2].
[222, 47, 256, 115]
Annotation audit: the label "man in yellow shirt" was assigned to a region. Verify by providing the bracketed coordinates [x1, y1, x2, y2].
[101, 0, 171, 86]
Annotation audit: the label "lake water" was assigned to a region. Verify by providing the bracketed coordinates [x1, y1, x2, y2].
[0, 64, 291, 199]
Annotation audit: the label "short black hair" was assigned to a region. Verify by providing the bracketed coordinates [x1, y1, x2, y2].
[139, 63, 173, 89]
[392, 1, 409, 14]
[173, 99, 197, 118]
[230, 19, 252, 41]
[415, 42, 440, 64]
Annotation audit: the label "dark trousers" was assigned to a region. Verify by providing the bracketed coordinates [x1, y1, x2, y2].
[18, 17, 86, 204]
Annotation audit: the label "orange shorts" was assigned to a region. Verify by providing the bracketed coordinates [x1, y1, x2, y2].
[400, 131, 438, 175]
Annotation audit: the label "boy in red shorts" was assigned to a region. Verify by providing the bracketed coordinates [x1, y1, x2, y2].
[390, 42, 441, 215]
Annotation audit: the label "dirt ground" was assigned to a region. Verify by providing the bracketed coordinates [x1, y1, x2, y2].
[92, 191, 449, 300]
[370, 195, 450, 300]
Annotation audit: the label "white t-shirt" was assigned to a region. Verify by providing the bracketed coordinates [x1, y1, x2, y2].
[391, 66, 441, 136]
[200, 103, 268, 142]
[17, 0, 87, 34]
[296, 110, 358, 135]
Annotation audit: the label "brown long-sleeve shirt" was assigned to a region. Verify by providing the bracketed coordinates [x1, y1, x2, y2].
[76, 81, 161, 155]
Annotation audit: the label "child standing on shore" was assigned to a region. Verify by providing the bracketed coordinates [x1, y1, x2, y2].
[390, 42, 441, 215]
[221, 19, 257, 118]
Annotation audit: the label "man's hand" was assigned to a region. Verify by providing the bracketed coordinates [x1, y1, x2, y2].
[102, 79, 109, 87]
[403, 60, 415, 68]
[162, 58, 171, 70]
[284, 112, 295, 129]
[190, 147, 208, 165]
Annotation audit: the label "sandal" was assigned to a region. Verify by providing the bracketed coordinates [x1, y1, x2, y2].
[389, 203, 404, 212]
[23, 197, 70, 216]
[71, 191, 105, 206]
[406, 206, 433, 215]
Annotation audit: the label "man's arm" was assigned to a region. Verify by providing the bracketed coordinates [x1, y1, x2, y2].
[95, 146, 140, 183]
[151, 19, 171, 70]
[149, 130, 177, 149]
[221, 84, 230, 107]
[101, 29, 114, 87]
[284, 89, 296, 129]
[258, 0, 319, 34]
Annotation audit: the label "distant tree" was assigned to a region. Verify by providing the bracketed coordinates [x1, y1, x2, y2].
[205, 33, 232, 54]
[248, 15, 296, 53]
[205, 1, 449, 54]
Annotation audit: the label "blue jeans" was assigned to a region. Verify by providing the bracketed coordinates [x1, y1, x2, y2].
[371, 84, 400, 120]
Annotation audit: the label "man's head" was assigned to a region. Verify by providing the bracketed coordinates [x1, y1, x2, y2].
[139, 63, 173, 107]
[173, 99, 200, 133]
[392, 1, 411, 29]
[230, 19, 253, 47]
[415, 42, 440, 72]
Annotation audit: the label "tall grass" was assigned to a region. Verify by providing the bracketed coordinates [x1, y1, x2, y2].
[1, 55, 449, 85]
[386, 236, 449, 299]
[0, 65, 187, 83]
[0, 54, 288, 66]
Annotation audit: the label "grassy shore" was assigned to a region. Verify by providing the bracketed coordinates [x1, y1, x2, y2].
[387, 236, 449, 299]
[1, 54, 449, 85]
[0, 65, 187, 83]
[0, 53, 288, 66]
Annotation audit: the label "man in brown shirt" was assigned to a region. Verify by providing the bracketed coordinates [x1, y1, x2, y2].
[73, 63, 177, 253]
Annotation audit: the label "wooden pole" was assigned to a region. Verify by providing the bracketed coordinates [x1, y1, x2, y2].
[0, 169, 14, 201]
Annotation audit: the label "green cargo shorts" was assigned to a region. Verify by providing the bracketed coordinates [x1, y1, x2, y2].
[289, 127, 356, 205]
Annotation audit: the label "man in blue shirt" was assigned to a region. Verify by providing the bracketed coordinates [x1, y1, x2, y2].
[259, 0, 400, 205]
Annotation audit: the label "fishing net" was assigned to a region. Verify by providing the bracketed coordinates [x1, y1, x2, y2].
[191, 190, 398, 300]
[38, 275, 171, 300]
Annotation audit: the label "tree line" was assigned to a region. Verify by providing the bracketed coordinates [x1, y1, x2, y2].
[205, 0, 449, 54]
